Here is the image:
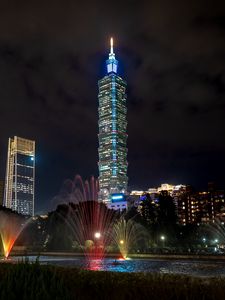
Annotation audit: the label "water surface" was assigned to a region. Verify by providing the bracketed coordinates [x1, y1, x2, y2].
[7, 255, 225, 277]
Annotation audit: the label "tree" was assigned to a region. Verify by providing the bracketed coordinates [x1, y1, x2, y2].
[139, 194, 157, 228]
[156, 191, 178, 245]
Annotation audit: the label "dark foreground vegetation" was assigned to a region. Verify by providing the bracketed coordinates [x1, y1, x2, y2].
[0, 261, 225, 300]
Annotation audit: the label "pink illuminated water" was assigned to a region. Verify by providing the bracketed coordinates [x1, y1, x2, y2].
[55, 176, 116, 260]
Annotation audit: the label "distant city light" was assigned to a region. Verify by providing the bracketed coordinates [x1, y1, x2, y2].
[112, 195, 123, 200]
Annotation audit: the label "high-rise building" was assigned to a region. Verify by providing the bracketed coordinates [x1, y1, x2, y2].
[4, 136, 35, 216]
[98, 38, 128, 206]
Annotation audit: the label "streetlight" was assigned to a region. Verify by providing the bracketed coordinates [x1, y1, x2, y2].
[93, 232, 101, 256]
[202, 237, 206, 243]
[94, 232, 101, 239]
[160, 235, 165, 248]
[120, 240, 124, 245]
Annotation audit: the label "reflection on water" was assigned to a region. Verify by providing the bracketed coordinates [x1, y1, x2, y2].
[6, 256, 225, 277]
[87, 259, 103, 271]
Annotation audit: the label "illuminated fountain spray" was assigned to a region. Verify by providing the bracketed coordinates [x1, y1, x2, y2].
[67, 200, 115, 260]
[0, 211, 29, 259]
[54, 176, 148, 263]
[113, 217, 147, 259]
[52, 175, 99, 207]
[56, 176, 116, 261]
[204, 219, 225, 249]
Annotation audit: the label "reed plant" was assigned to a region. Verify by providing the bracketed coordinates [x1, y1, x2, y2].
[0, 260, 224, 300]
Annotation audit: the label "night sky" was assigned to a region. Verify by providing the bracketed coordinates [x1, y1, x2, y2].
[0, 0, 225, 213]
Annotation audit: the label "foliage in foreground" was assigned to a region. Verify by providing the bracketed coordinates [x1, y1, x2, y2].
[0, 261, 225, 300]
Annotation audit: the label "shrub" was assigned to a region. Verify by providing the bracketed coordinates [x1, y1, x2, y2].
[0, 261, 225, 300]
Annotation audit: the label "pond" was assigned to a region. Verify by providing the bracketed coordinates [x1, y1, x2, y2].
[6, 255, 225, 277]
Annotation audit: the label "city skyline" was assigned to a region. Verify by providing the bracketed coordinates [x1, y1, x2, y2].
[0, 0, 224, 212]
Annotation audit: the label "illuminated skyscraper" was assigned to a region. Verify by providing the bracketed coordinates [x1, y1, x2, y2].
[4, 136, 35, 216]
[98, 38, 128, 205]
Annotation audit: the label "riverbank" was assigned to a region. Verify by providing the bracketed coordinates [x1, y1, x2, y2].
[129, 253, 225, 261]
[0, 261, 225, 299]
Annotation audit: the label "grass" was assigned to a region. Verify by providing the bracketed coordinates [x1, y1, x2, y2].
[0, 260, 225, 299]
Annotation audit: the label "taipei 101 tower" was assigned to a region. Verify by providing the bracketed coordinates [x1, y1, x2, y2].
[98, 38, 128, 209]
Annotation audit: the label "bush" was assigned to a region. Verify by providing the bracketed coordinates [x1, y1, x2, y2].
[0, 261, 225, 299]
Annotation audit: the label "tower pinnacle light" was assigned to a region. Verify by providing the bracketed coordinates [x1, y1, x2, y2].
[109, 37, 115, 59]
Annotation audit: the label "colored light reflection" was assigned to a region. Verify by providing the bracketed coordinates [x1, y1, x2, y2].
[119, 257, 125, 261]
[87, 259, 103, 271]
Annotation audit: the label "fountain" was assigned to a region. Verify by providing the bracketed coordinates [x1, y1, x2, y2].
[0, 210, 30, 259]
[113, 217, 148, 259]
[52, 175, 151, 261]
[54, 176, 117, 260]
[65, 200, 116, 260]
[52, 175, 99, 207]
[203, 219, 225, 250]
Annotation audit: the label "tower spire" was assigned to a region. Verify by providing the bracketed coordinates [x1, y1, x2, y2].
[109, 37, 115, 59]
[110, 37, 114, 55]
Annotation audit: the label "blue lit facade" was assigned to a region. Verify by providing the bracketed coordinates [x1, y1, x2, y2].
[98, 39, 128, 204]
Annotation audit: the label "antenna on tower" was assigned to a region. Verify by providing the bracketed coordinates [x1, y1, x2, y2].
[110, 37, 114, 54]
[109, 37, 115, 59]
